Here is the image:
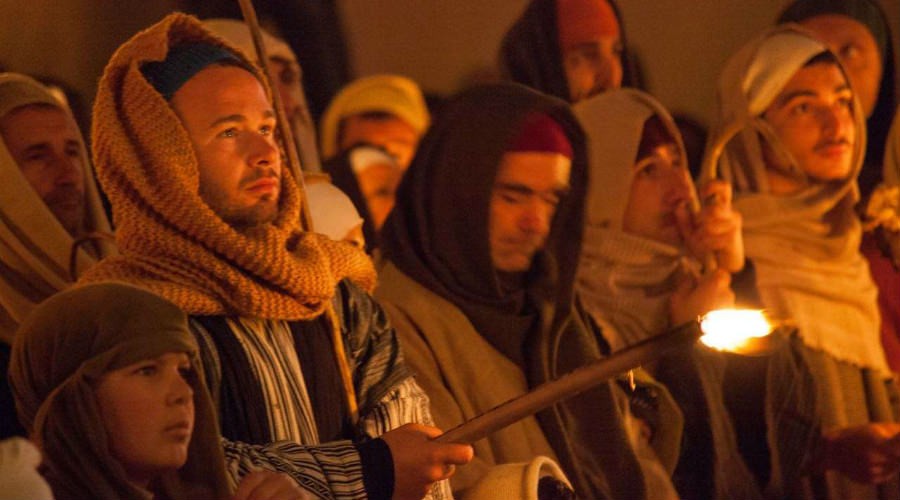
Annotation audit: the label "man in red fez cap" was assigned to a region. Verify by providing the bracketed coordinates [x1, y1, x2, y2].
[376, 83, 682, 499]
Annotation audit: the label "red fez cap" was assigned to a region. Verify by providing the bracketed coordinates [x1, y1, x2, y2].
[506, 112, 573, 159]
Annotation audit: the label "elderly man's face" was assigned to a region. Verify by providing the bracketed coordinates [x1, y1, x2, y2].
[0, 104, 85, 236]
[170, 65, 282, 229]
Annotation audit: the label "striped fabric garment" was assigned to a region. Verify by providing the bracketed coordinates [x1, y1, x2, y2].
[192, 315, 453, 499]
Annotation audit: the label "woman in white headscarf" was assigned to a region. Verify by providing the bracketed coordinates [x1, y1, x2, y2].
[707, 25, 900, 498]
[574, 88, 759, 500]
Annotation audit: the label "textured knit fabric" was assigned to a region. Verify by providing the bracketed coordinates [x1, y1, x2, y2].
[709, 25, 900, 499]
[202, 18, 322, 173]
[378, 83, 683, 499]
[573, 88, 762, 499]
[499, 0, 637, 102]
[319, 75, 430, 161]
[8, 283, 231, 500]
[0, 73, 113, 344]
[778, 0, 897, 199]
[80, 12, 376, 318]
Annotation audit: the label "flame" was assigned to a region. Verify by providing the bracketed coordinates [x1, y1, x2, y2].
[699, 309, 772, 351]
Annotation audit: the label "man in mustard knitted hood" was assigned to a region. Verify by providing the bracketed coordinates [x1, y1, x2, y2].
[80, 13, 471, 499]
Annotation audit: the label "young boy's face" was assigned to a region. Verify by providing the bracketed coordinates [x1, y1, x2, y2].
[95, 351, 195, 485]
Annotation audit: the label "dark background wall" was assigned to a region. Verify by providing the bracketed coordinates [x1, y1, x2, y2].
[0, 0, 896, 130]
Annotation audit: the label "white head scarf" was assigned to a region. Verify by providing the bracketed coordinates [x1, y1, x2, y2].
[0, 73, 113, 343]
[705, 26, 887, 373]
[305, 180, 364, 242]
[574, 89, 695, 351]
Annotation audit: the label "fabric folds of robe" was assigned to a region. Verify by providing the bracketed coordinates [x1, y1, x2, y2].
[79, 12, 375, 319]
[9, 283, 231, 500]
[0, 73, 114, 343]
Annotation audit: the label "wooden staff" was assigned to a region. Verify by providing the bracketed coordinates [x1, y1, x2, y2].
[436, 320, 703, 444]
[237, 0, 359, 424]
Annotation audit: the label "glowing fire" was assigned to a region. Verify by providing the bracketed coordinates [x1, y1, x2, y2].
[699, 309, 772, 351]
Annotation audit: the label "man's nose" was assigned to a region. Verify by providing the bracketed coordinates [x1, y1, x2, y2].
[518, 198, 552, 235]
[249, 133, 280, 168]
[52, 153, 82, 186]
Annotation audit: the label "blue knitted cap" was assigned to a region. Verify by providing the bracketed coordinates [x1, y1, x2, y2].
[141, 42, 251, 99]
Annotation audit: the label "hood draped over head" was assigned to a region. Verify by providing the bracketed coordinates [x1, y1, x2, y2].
[9, 282, 231, 500]
[499, 0, 635, 102]
[573, 89, 694, 351]
[319, 74, 430, 161]
[778, 0, 896, 198]
[705, 25, 887, 373]
[380, 83, 588, 367]
[0, 73, 114, 344]
[79, 13, 375, 319]
[202, 18, 322, 173]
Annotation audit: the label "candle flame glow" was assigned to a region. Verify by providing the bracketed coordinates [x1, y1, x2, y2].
[699, 309, 772, 351]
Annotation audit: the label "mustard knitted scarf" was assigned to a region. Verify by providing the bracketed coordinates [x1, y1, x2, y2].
[80, 13, 375, 319]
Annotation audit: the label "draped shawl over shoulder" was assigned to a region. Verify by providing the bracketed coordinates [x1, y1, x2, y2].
[9, 282, 231, 500]
[0, 73, 113, 343]
[79, 13, 374, 319]
[704, 25, 887, 374]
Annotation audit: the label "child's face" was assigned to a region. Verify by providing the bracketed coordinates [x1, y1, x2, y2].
[95, 352, 195, 486]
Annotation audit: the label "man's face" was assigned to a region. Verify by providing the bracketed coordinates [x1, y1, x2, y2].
[800, 14, 883, 117]
[762, 62, 856, 185]
[267, 57, 303, 124]
[561, 37, 624, 102]
[489, 152, 571, 272]
[0, 105, 85, 236]
[170, 65, 282, 229]
[95, 352, 195, 485]
[339, 113, 419, 170]
[622, 142, 692, 245]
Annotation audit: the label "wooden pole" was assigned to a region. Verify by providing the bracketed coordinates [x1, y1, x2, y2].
[436, 320, 703, 444]
[237, 0, 359, 424]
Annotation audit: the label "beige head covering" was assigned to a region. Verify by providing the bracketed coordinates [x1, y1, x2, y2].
[573, 89, 693, 351]
[464, 456, 573, 500]
[319, 74, 430, 160]
[9, 282, 231, 500]
[0, 73, 114, 344]
[705, 25, 887, 373]
[80, 13, 375, 318]
[202, 18, 322, 173]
